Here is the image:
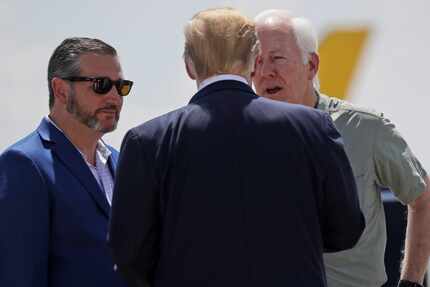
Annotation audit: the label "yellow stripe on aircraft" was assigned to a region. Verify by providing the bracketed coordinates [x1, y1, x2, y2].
[318, 28, 369, 100]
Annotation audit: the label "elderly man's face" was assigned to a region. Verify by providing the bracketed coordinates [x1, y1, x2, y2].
[253, 25, 310, 105]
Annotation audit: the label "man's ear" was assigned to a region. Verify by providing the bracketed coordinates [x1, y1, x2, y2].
[250, 54, 259, 78]
[185, 57, 197, 80]
[307, 52, 320, 80]
[51, 77, 69, 106]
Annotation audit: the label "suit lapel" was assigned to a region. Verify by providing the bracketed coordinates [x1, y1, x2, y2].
[37, 118, 110, 218]
[107, 146, 117, 178]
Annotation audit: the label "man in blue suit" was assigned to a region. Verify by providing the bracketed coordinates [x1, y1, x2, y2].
[0, 37, 133, 287]
[108, 8, 364, 287]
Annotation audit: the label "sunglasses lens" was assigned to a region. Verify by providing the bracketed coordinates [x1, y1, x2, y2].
[94, 78, 113, 94]
[117, 80, 133, 96]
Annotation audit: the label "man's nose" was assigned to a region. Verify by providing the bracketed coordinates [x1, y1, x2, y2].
[107, 84, 122, 98]
[104, 86, 123, 105]
[258, 58, 275, 78]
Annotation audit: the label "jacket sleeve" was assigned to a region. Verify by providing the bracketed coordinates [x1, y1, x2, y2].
[108, 129, 160, 287]
[0, 149, 50, 287]
[319, 113, 365, 252]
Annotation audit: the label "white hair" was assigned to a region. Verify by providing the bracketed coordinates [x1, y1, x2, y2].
[255, 10, 320, 91]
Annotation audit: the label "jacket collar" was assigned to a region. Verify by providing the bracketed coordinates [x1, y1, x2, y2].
[37, 117, 111, 218]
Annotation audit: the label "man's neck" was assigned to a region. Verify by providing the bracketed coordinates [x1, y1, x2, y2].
[49, 112, 101, 165]
[303, 88, 319, 108]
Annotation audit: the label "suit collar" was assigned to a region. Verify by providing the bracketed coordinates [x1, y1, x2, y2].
[37, 118, 111, 218]
[189, 79, 256, 104]
[43, 116, 112, 163]
[107, 147, 117, 175]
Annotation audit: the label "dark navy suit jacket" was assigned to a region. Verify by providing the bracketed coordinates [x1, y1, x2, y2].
[0, 118, 126, 287]
[109, 80, 365, 287]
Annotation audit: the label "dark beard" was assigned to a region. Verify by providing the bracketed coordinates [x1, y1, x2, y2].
[66, 87, 119, 133]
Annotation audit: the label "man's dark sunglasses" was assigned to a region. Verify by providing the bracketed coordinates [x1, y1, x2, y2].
[62, 76, 133, 97]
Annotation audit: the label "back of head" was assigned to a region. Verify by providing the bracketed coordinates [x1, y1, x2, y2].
[47, 37, 117, 110]
[183, 8, 259, 80]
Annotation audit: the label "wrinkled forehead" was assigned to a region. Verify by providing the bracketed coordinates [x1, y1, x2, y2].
[256, 25, 297, 54]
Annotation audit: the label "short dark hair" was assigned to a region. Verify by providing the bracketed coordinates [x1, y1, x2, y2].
[47, 37, 117, 110]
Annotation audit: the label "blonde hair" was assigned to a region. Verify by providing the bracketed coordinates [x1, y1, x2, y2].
[184, 7, 259, 80]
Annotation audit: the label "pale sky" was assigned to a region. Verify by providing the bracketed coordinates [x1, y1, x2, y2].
[1, 0, 430, 167]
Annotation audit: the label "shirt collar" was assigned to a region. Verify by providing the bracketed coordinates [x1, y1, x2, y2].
[315, 92, 331, 111]
[45, 115, 111, 164]
[96, 140, 111, 164]
[198, 74, 249, 91]
[45, 115, 62, 131]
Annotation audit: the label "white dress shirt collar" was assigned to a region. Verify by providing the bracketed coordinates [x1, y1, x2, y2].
[198, 74, 249, 91]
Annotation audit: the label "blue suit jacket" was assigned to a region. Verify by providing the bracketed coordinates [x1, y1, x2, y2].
[0, 118, 126, 287]
[109, 80, 365, 287]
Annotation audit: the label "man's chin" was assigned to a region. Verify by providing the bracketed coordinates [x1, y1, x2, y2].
[84, 118, 118, 134]
[263, 93, 287, 102]
[96, 120, 118, 134]
[95, 114, 120, 133]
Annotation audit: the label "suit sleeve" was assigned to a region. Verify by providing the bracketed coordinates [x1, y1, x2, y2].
[108, 129, 160, 287]
[319, 113, 365, 252]
[0, 150, 49, 287]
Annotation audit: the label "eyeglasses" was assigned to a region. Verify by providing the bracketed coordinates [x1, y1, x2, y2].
[62, 76, 133, 97]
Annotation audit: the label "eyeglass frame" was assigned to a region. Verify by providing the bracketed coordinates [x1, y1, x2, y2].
[61, 76, 133, 97]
